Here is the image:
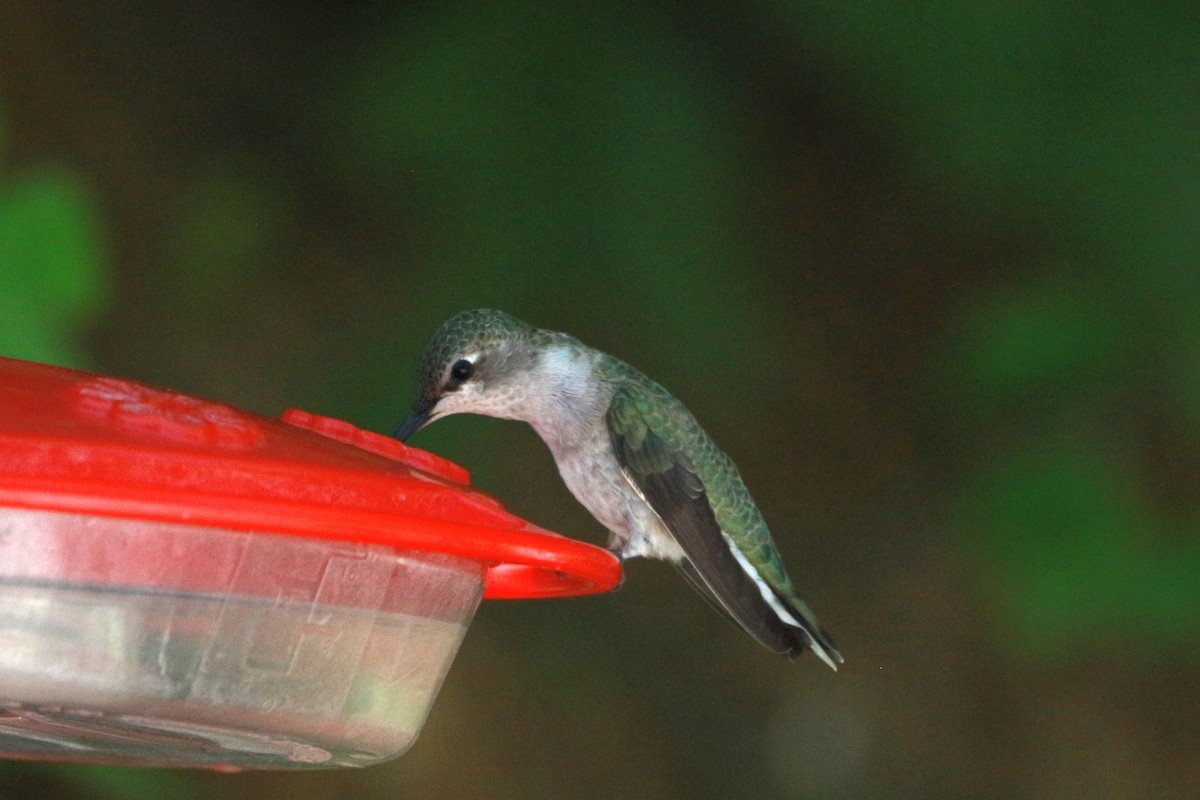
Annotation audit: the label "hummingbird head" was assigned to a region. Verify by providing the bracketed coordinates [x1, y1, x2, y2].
[393, 309, 541, 441]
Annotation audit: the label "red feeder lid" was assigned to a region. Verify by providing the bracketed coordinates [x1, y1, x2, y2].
[0, 356, 621, 599]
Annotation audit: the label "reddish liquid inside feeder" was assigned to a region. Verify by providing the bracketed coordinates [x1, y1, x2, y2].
[0, 358, 620, 770]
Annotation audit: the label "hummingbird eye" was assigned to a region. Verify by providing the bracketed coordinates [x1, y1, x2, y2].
[447, 359, 474, 388]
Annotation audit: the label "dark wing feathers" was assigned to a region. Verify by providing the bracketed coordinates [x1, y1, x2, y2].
[606, 387, 808, 657]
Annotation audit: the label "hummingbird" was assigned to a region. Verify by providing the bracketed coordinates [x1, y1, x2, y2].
[394, 309, 842, 669]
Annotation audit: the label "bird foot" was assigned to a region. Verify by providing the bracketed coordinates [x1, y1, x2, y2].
[607, 547, 626, 591]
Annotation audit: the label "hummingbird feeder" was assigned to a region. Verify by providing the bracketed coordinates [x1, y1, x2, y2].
[0, 356, 620, 770]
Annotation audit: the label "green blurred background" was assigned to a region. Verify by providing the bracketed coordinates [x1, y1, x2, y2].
[1, 2, 1197, 798]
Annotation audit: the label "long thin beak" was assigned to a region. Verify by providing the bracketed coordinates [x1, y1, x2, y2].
[392, 408, 432, 442]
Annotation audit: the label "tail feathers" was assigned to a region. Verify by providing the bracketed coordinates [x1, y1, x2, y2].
[776, 593, 843, 670]
[674, 557, 844, 670]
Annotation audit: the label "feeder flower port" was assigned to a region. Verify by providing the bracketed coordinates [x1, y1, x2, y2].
[0, 357, 620, 770]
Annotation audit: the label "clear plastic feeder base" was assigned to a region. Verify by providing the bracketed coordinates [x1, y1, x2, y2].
[0, 357, 621, 769]
[0, 508, 485, 770]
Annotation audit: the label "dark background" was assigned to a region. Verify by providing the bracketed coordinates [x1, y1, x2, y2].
[1, 2, 1197, 798]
